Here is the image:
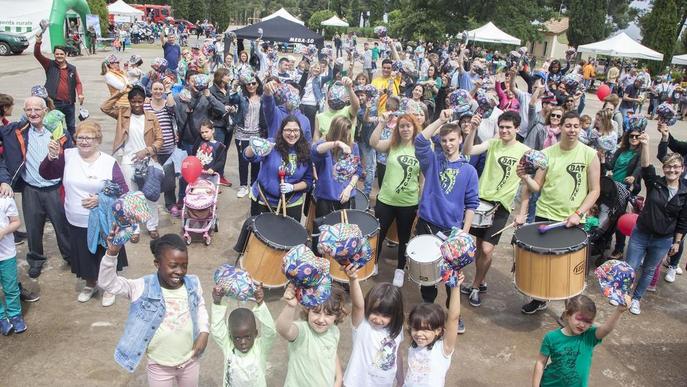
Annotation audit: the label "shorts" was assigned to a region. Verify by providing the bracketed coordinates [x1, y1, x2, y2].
[469, 205, 511, 245]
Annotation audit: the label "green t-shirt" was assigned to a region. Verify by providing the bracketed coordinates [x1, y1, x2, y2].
[612, 150, 636, 183]
[537, 143, 597, 222]
[371, 47, 380, 60]
[284, 321, 340, 387]
[479, 139, 530, 211]
[316, 107, 356, 139]
[378, 145, 421, 207]
[540, 327, 602, 387]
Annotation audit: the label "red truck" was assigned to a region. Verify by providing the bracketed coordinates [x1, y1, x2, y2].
[131, 4, 174, 24]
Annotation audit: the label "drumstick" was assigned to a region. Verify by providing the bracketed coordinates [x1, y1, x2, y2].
[278, 167, 287, 217]
[490, 222, 516, 238]
[537, 221, 566, 234]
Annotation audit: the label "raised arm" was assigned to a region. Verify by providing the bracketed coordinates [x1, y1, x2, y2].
[595, 306, 626, 339]
[369, 113, 391, 153]
[275, 284, 300, 342]
[100, 88, 129, 119]
[443, 280, 462, 356]
[344, 265, 365, 328]
[462, 115, 489, 156]
[420, 109, 451, 140]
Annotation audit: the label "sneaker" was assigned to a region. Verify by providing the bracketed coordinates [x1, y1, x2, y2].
[521, 300, 548, 315]
[9, 315, 26, 333]
[78, 286, 97, 303]
[677, 266, 683, 275]
[665, 267, 677, 283]
[237, 186, 249, 198]
[19, 284, 40, 303]
[392, 269, 405, 287]
[219, 177, 232, 187]
[101, 291, 116, 307]
[460, 284, 472, 295]
[609, 298, 619, 307]
[646, 285, 657, 292]
[478, 283, 488, 293]
[457, 317, 465, 334]
[0, 318, 12, 335]
[468, 288, 481, 307]
[629, 299, 641, 315]
[372, 264, 379, 277]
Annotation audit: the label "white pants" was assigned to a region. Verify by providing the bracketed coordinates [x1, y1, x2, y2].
[121, 162, 160, 233]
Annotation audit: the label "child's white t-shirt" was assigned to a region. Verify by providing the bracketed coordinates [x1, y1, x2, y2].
[0, 197, 18, 261]
[403, 339, 453, 387]
[343, 319, 404, 387]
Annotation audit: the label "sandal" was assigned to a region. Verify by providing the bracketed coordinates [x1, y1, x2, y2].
[149, 230, 160, 240]
[130, 234, 140, 244]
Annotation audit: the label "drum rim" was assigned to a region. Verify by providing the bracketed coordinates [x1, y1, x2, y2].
[353, 187, 370, 210]
[253, 213, 308, 249]
[513, 280, 587, 301]
[512, 221, 588, 255]
[317, 209, 380, 238]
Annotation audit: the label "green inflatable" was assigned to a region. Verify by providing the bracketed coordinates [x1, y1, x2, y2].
[48, 0, 91, 51]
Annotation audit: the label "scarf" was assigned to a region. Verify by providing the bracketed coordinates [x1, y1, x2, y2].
[543, 125, 560, 149]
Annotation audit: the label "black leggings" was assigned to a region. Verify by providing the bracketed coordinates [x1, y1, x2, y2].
[375, 200, 417, 269]
[235, 140, 260, 186]
[416, 218, 452, 306]
[250, 197, 302, 222]
[300, 104, 318, 137]
[314, 198, 351, 219]
[376, 162, 387, 189]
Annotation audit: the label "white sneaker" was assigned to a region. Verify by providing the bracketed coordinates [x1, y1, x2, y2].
[392, 269, 405, 287]
[236, 186, 249, 198]
[101, 291, 116, 307]
[609, 298, 619, 306]
[78, 286, 97, 303]
[677, 266, 683, 275]
[372, 264, 379, 277]
[629, 299, 641, 315]
[665, 267, 677, 283]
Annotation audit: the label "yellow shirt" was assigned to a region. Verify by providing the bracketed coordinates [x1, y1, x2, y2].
[371, 75, 400, 113]
[478, 139, 530, 211]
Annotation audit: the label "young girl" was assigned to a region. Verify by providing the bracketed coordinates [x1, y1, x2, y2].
[276, 283, 348, 387]
[344, 267, 405, 387]
[192, 119, 227, 176]
[404, 273, 463, 386]
[532, 295, 626, 387]
[98, 233, 209, 386]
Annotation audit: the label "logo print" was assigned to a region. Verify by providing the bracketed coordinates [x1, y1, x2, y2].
[495, 156, 518, 191]
[281, 153, 298, 176]
[440, 168, 459, 194]
[566, 163, 586, 201]
[394, 154, 419, 194]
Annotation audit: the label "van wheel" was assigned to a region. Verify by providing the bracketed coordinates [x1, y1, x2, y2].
[0, 43, 11, 56]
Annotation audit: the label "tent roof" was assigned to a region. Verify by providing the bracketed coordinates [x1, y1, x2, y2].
[321, 15, 349, 27]
[577, 32, 663, 61]
[672, 54, 687, 65]
[467, 22, 521, 45]
[108, 0, 144, 16]
[233, 16, 323, 47]
[262, 8, 303, 25]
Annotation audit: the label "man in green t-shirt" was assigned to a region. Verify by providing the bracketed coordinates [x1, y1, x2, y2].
[517, 111, 601, 315]
[461, 111, 530, 307]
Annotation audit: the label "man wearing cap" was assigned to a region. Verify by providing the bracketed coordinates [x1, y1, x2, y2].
[33, 34, 84, 136]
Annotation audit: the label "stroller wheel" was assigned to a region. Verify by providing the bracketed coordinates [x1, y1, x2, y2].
[204, 236, 212, 246]
[184, 235, 192, 245]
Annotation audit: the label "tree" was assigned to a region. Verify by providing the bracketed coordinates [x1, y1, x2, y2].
[171, 0, 190, 21]
[566, 0, 607, 47]
[187, 0, 208, 23]
[308, 9, 336, 31]
[640, 0, 681, 71]
[86, 0, 109, 35]
[212, 0, 232, 31]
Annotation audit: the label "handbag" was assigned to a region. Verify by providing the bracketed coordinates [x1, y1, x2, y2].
[133, 157, 150, 189]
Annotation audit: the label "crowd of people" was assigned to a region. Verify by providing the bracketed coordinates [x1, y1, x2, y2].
[0, 24, 686, 387]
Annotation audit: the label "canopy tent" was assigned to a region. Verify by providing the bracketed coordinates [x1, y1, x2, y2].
[577, 32, 663, 61]
[467, 22, 521, 45]
[233, 16, 324, 47]
[261, 8, 303, 25]
[672, 54, 687, 65]
[107, 0, 143, 16]
[321, 15, 349, 27]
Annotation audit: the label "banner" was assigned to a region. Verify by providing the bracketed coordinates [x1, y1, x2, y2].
[86, 14, 101, 39]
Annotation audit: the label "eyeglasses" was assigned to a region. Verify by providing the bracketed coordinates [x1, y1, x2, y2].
[283, 129, 300, 134]
[76, 136, 97, 142]
[663, 165, 682, 170]
[629, 134, 640, 139]
[549, 114, 562, 118]
[24, 108, 45, 113]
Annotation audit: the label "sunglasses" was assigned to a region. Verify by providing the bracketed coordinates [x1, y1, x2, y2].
[549, 114, 562, 118]
[246, 82, 257, 86]
[629, 134, 640, 139]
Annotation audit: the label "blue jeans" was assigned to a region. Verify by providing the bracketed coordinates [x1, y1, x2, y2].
[625, 228, 672, 301]
[0, 257, 21, 319]
[358, 141, 376, 196]
[54, 101, 76, 136]
[526, 191, 540, 224]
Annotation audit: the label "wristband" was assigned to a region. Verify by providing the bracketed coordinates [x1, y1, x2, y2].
[574, 210, 583, 217]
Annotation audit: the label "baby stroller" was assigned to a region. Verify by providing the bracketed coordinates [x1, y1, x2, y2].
[182, 173, 220, 245]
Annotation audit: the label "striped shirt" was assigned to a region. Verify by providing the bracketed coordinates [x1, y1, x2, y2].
[23, 125, 61, 187]
[144, 102, 176, 155]
[235, 98, 261, 141]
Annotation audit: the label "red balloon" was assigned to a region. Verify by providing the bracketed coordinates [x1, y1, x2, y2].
[617, 213, 638, 237]
[181, 156, 202, 184]
[596, 84, 611, 102]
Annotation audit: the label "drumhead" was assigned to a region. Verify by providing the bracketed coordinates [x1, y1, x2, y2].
[406, 235, 442, 262]
[513, 222, 588, 254]
[321, 210, 379, 237]
[253, 213, 308, 248]
[352, 188, 369, 210]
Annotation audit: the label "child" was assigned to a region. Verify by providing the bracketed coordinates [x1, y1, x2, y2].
[532, 295, 627, 387]
[192, 119, 227, 176]
[0, 196, 24, 335]
[577, 114, 594, 146]
[344, 265, 405, 387]
[98, 232, 209, 385]
[211, 283, 275, 387]
[404, 272, 464, 386]
[276, 283, 348, 387]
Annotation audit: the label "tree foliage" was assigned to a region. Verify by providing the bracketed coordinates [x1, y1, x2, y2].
[308, 10, 336, 31]
[86, 0, 109, 35]
[640, 0, 681, 70]
[566, 0, 607, 47]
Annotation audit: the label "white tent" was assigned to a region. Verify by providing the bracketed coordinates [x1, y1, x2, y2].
[107, 0, 144, 23]
[467, 22, 521, 45]
[672, 54, 687, 65]
[577, 32, 663, 61]
[321, 15, 349, 27]
[262, 8, 303, 25]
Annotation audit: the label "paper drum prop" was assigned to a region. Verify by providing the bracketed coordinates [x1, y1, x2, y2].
[333, 154, 359, 183]
[249, 136, 274, 157]
[282, 244, 330, 288]
[43, 109, 66, 140]
[520, 150, 548, 174]
[656, 103, 677, 126]
[439, 228, 476, 271]
[214, 264, 256, 301]
[348, 238, 373, 269]
[317, 223, 364, 264]
[595, 260, 635, 306]
[439, 259, 461, 288]
[296, 275, 332, 308]
[449, 89, 472, 115]
[112, 191, 151, 227]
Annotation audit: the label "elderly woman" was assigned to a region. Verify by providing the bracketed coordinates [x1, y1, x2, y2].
[101, 54, 129, 107]
[39, 121, 129, 306]
[101, 85, 163, 241]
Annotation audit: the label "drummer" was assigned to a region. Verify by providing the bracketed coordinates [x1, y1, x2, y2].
[517, 111, 600, 315]
[461, 111, 530, 307]
[415, 109, 479, 332]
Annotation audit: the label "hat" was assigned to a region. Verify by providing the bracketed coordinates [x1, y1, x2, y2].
[78, 107, 90, 121]
[317, 222, 364, 264]
[104, 54, 120, 65]
[128, 54, 142, 65]
[296, 275, 332, 308]
[333, 154, 360, 183]
[282, 244, 330, 289]
[213, 264, 256, 301]
[656, 102, 677, 126]
[31, 85, 49, 99]
[112, 191, 152, 228]
[326, 82, 349, 111]
[626, 114, 648, 133]
[274, 83, 301, 112]
[541, 91, 557, 105]
[448, 89, 472, 114]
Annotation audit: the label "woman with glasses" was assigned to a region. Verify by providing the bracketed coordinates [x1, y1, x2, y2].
[232, 72, 265, 199]
[39, 121, 129, 306]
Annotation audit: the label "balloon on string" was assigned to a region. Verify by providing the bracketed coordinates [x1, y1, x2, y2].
[596, 84, 611, 101]
[181, 156, 202, 184]
[617, 213, 638, 237]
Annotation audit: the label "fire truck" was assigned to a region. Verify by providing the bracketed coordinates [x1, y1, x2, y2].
[131, 4, 174, 24]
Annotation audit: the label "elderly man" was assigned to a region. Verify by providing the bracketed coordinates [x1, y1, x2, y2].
[0, 97, 72, 280]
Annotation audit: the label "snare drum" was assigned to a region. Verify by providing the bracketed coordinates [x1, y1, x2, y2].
[406, 234, 443, 286]
[240, 213, 309, 288]
[512, 222, 588, 300]
[472, 200, 498, 228]
[315, 209, 379, 283]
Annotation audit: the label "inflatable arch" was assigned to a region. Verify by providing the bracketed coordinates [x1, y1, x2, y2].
[48, 0, 91, 50]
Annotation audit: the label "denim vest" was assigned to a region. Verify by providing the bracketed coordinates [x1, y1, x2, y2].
[114, 274, 202, 372]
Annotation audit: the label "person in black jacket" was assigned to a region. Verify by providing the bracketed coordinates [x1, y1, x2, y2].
[624, 132, 687, 315]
